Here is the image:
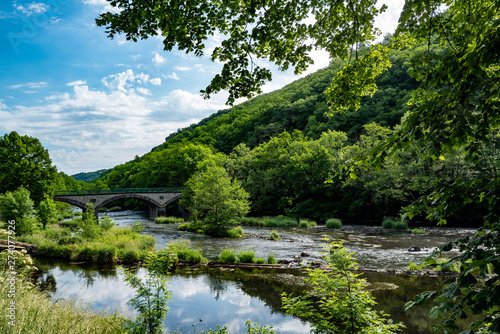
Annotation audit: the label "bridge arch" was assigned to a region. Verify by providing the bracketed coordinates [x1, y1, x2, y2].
[53, 188, 184, 220]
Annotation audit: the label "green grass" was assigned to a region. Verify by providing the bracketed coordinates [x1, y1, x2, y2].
[177, 222, 244, 238]
[155, 216, 184, 224]
[381, 218, 408, 230]
[0, 271, 126, 333]
[326, 218, 342, 229]
[219, 249, 237, 263]
[298, 219, 317, 228]
[270, 230, 280, 241]
[238, 216, 300, 227]
[238, 217, 263, 226]
[177, 248, 204, 263]
[262, 216, 298, 228]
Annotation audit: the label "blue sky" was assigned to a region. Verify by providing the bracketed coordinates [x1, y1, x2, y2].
[0, 0, 403, 175]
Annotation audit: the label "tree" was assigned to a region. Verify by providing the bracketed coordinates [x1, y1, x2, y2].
[0, 131, 57, 205]
[181, 159, 250, 233]
[97, 1, 500, 331]
[37, 198, 57, 229]
[96, 0, 387, 104]
[282, 239, 404, 334]
[0, 187, 37, 235]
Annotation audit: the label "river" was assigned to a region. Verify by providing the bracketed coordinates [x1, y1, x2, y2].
[33, 210, 478, 333]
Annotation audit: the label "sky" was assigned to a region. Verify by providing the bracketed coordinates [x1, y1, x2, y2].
[0, 0, 404, 176]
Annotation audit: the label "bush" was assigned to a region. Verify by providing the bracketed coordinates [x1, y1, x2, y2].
[270, 230, 280, 241]
[122, 249, 140, 264]
[96, 246, 117, 264]
[178, 223, 189, 231]
[267, 254, 277, 264]
[177, 248, 204, 263]
[238, 251, 256, 263]
[299, 220, 310, 228]
[224, 226, 244, 238]
[254, 258, 266, 264]
[155, 216, 184, 224]
[393, 220, 408, 230]
[219, 249, 237, 263]
[412, 228, 425, 234]
[326, 218, 342, 229]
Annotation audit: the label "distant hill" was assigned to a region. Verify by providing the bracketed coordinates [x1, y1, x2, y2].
[72, 169, 112, 182]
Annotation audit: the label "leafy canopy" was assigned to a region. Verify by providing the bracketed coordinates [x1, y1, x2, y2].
[96, 0, 386, 104]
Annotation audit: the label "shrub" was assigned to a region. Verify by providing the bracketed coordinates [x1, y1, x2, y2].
[177, 249, 204, 263]
[299, 220, 310, 228]
[381, 217, 397, 229]
[99, 216, 115, 231]
[131, 221, 145, 233]
[254, 258, 266, 264]
[393, 220, 408, 230]
[225, 226, 244, 238]
[282, 239, 404, 333]
[238, 251, 256, 263]
[122, 249, 140, 264]
[270, 230, 280, 241]
[219, 249, 237, 263]
[178, 223, 189, 231]
[412, 228, 425, 234]
[326, 218, 342, 229]
[267, 254, 277, 264]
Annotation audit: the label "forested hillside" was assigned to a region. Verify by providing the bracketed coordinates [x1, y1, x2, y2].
[159, 42, 418, 154]
[96, 42, 493, 225]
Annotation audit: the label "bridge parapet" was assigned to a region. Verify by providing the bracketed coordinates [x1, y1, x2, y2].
[53, 188, 185, 219]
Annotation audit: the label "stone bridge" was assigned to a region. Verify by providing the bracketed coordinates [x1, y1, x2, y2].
[53, 188, 184, 220]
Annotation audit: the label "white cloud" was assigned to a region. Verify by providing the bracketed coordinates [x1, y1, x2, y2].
[0, 70, 226, 174]
[152, 51, 166, 65]
[154, 89, 226, 119]
[163, 72, 180, 80]
[9, 81, 48, 89]
[175, 66, 191, 71]
[137, 87, 151, 95]
[102, 69, 161, 92]
[66, 80, 87, 86]
[150, 77, 161, 86]
[15, 3, 49, 16]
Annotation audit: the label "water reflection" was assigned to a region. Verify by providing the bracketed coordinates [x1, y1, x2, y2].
[34, 260, 311, 334]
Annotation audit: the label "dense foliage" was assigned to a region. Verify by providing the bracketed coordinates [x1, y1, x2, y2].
[0, 131, 56, 205]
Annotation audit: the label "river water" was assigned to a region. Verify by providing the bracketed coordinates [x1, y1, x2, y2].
[34, 210, 478, 333]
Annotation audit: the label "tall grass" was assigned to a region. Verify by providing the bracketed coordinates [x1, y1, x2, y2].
[238, 216, 298, 227]
[0, 272, 126, 333]
[155, 216, 184, 224]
